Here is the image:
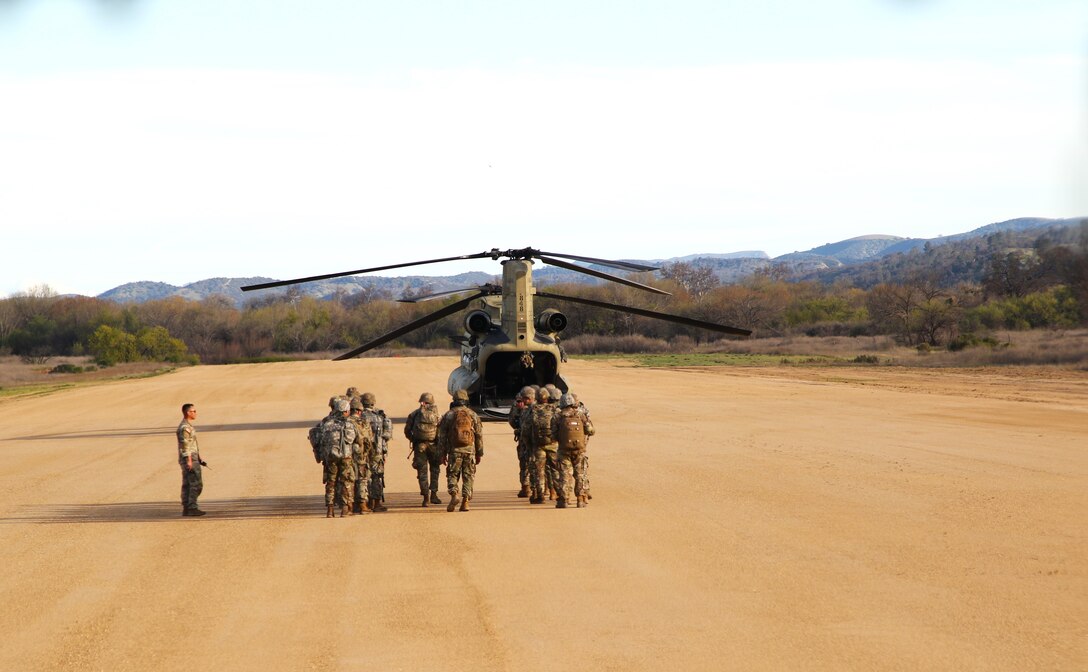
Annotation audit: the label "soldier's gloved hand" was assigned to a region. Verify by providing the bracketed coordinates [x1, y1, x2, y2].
[475, 455, 481, 465]
[199, 459, 208, 467]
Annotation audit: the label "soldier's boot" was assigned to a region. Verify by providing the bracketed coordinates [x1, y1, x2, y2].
[517, 484, 530, 498]
[430, 491, 442, 505]
[548, 487, 557, 501]
[326, 505, 334, 518]
[555, 498, 567, 509]
[422, 494, 429, 507]
[352, 502, 362, 515]
[460, 496, 470, 512]
[340, 504, 351, 517]
[447, 493, 460, 512]
[359, 498, 371, 513]
[371, 498, 388, 513]
[577, 494, 587, 508]
[529, 490, 542, 504]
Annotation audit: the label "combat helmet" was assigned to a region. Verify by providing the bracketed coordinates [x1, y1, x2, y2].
[453, 389, 469, 403]
[518, 385, 536, 401]
[350, 398, 364, 412]
[535, 387, 551, 403]
[361, 392, 376, 407]
[335, 399, 351, 413]
[346, 386, 359, 398]
[419, 392, 435, 404]
[544, 384, 561, 400]
[559, 393, 576, 408]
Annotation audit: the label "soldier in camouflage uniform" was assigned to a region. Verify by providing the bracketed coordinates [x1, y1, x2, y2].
[522, 387, 561, 505]
[177, 403, 207, 516]
[360, 392, 393, 512]
[348, 398, 376, 513]
[572, 392, 592, 500]
[404, 392, 444, 507]
[438, 389, 484, 512]
[552, 393, 595, 508]
[321, 399, 365, 518]
[508, 386, 535, 498]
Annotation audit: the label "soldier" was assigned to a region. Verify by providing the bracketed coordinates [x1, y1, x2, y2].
[348, 398, 375, 514]
[360, 392, 393, 512]
[522, 387, 561, 505]
[437, 389, 484, 512]
[552, 393, 595, 508]
[404, 392, 443, 507]
[572, 392, 592, 500]
[541, 384, 563, 499]
[320, 399, 365, 517]
[509, 385, 535, 498]
[177, 403, 207, 517]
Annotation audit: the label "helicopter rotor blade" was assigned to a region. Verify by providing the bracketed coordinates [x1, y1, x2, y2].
[536, 291, 752, 337]
[333, 292, 485, 360]
[535, 250, 659, 273]
[240, 252, 497, 292]
[398, 283, 502, 303]
[538, 255, 671, 296]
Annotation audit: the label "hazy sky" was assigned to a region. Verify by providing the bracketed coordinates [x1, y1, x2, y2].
[2, 0, 1085, 297]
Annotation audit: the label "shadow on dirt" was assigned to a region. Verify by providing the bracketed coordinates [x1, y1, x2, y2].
[3, 489, 550, 523]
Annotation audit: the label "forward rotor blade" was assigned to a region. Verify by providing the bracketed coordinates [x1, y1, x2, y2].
[538, 255, 671, 296]
[333, 293, 485, 360]
[399, 283, 502, 303]
[535, 250, 659, 273]
[240, 252, 496, 292]
[535, 291, 752, 337]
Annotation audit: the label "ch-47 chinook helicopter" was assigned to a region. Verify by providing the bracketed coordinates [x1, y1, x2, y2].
[241, 248, 750, 418]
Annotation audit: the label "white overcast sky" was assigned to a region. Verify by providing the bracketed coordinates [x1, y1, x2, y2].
[1, 0, 1085, 297]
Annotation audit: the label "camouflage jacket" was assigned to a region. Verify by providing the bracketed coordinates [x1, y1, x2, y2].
[437, 403, 484, 458]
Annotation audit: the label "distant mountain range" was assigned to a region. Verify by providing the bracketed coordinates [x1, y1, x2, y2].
[97, 217, 1084, 306]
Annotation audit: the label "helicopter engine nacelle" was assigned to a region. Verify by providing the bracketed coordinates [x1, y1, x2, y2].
[535, 309, 567, 334]
[464, 310, 493, 336]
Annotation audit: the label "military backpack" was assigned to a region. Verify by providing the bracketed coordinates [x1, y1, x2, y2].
[451, 408, 475, 447]
[531, 404, 557, 446]
[557, 412, 588, 452]
[412, 405, 441, 442]
[308, 421, 327, 463]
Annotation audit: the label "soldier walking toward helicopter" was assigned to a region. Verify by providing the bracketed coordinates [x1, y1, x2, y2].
[405, 392, 444, 507]
[438, 389, 484, 512]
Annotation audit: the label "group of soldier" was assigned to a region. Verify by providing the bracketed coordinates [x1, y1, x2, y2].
[309, 384, 594, 517]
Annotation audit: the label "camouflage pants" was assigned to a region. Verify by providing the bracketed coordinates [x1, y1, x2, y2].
[352, 458, 371, 507]
[446, 452, 477, 499]
[412, 442, 442, 494]
[324, 457, 356, 508]
[532, 446, 559, 498]
[516, 441, 532, 487]
[179, 460, 203, 510]
[368, 451, 386, 501]
[557, 449, 586, 502]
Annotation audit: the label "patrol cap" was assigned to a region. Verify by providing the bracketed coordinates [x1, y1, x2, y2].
[453, 389, 469, 402]
[419, 392, 435, 404]
[361, 392, 376, 406]
[335, 399, 351, 413]
[559, 393, 576, 408]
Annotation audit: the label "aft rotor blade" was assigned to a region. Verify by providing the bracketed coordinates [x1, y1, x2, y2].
[399, 284, 501, 303]
[538, 255, 671, 296]
[333, 292, 485, 360]
[240, 252, 496, 292]
[535, 291, 752, 337]
[536, 250, 659, 273]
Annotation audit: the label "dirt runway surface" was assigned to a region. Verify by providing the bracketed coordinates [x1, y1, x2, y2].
[0, 358, 1084, 671]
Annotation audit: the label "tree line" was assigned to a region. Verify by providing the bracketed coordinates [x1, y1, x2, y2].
[2, 227, 1086, 366]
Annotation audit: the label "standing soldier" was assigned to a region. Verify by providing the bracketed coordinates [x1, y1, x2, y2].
[552, 393, 595, 508]
[572, 392, 592, 500]
[405, 392, 443, 507]
[321, 399, 365, 518]
[177, 403, 207, 517]
[349, 398, 375, 514]
[360, 392, 392, 512]
[509, 386, 535, 498]
[522, 387, 561, 505]
[438, 389, 484, 512]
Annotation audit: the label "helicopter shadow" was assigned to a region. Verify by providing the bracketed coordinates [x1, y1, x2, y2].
[2, 490, 545, 524]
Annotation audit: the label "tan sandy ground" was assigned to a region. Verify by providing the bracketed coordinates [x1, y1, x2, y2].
[0, 357, 1084, 671]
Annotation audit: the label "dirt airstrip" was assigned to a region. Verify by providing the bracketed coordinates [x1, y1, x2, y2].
[0, 357, 1084, 671]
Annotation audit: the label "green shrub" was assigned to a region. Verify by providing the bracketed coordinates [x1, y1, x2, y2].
[48, 363, 84, 374]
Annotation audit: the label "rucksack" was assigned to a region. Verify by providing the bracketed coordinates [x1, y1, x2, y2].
[308, 421, 327, 463]
[557, 411, 587, 451]
[451, 408, 475, 447]
[532, 405, 556, 445]
[412, 405, 440, 442]
[322, 417, 350, 459]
